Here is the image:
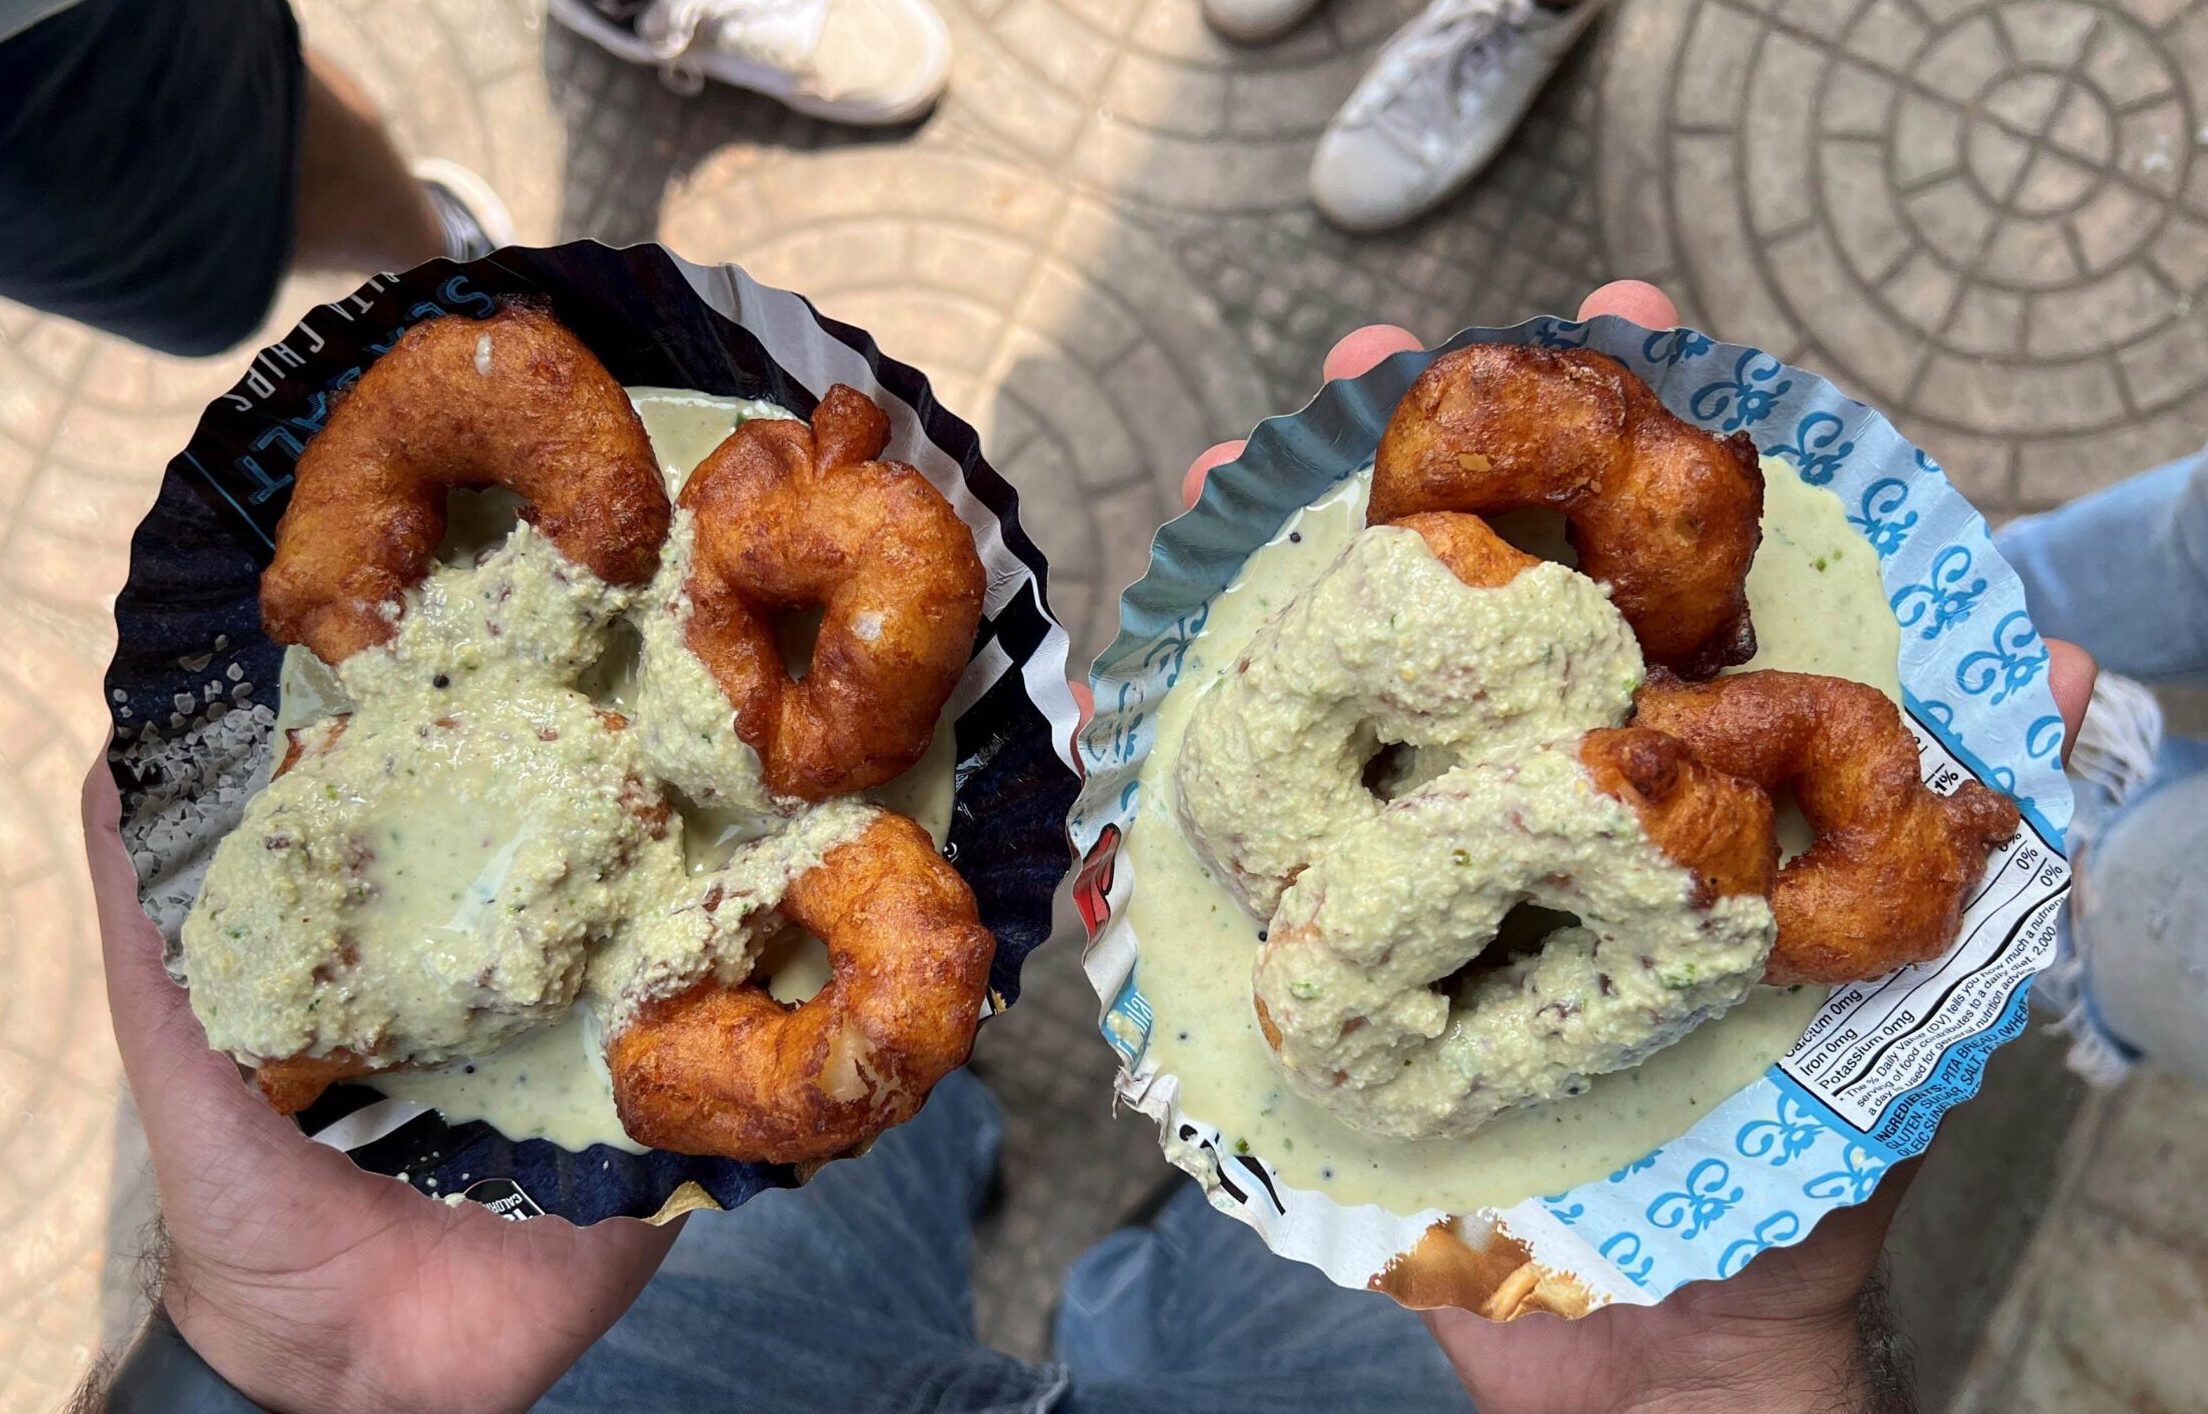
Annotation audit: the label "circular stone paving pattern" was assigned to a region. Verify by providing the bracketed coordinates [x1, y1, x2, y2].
[1605, 0, 2208, 499]
[661, 147, 1273, 656]
[936, 0, 1426, 213]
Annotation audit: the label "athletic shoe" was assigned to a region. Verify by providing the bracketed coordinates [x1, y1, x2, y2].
[412, 157, 516, 262]
[2035, 672, 2163, 1085]
[2066, 673, 2165, 818]
[1310, 0, 1605, 232]
[1202, 0, 1327, 44]
[548, 0, 950, 125]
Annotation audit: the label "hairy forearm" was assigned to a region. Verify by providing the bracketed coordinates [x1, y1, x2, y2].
[1849, 1272, 1918, 1414]
[66, 1354, 116, 1414]
[89, 1227, 368, 1414]
[164, 1264, 371, 1414]
[65, 1218, 169, 1414]
[1630, 1281, 1915, 1414]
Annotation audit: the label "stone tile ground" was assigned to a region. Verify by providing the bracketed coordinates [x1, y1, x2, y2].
[4, 0, 2208, 1408]
[1953, 1067, 2208, 1413]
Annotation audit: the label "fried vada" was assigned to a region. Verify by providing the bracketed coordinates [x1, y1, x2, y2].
[1371, 343, 1763, 676]
[1634, 670, 2021, 985]
[235, 703, 676, 1115]
[260, 304, 669, 664]
[606, 811, 995, 1162]
[679, 386, 986, 801]
[1252, 728, 1778, 1139]
[1175, 513, 1643, 916]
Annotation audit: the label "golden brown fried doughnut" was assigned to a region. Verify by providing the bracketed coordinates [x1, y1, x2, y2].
[254, 1050, 390, 1114]
[1390, 510, 1540, 589]
[679, 386, 985, 800]
[1579, 726, 1779, 906]
[606, 812, 995, 1162]
[1633, 671, 2022, 985]
[261, 304, 669, 663]
[1372, 344, 1764, 675]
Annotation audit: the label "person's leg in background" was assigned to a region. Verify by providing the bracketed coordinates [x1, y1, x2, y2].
[544, 1070, 1065, 1413]
[1994, 451, 2208, 688]
[0, 0, 507, 359]
[551, 1071, 1465, 1412]
[1053, 1184, 1474, 1413]
[547, 0, 952, 127]
[1995, 446, 2208, 842]
[291, 52, 448, 275]
[1993, 448, 2208, 1084]
[297, 49, 514, 274]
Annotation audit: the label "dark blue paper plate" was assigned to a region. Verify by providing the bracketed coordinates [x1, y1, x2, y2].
[105, 241, 1082, 1225]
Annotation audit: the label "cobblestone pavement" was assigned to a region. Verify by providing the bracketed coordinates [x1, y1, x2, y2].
[4, 0, 2207, 1408]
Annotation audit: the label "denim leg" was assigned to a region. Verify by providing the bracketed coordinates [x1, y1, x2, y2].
[1993, 450, 2208, 1082]
[1993, 450, 2208, 684]
[545, 1071, 1066, 1414]
[2069, 771, 2208, 1082]
[1050, 1184, 1472, 1413]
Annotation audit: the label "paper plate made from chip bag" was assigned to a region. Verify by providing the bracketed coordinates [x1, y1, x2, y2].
[1070, 315, 2074, 1318]
[105, 241, 1082, 1225]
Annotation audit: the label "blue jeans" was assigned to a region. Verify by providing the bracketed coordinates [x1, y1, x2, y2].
[1995, 449, 2208, 1077]
[1996, 452, 2208, 688]
[544, 1071, 1471, 1412]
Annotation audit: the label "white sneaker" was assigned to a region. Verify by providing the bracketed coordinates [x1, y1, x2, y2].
[411, 158, 516, 261]
[1202, 0, 1326, 44]
[548, 0, 951, 126]
[1310, 0, 1605, 232]
[2035, 672, 2162, 1086]
[2068, 673, 2165, 821]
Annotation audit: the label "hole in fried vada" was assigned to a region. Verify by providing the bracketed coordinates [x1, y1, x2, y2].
[666, 785, 776, 874]
[575, 618, 644, 710]
[1439, 902, 1584, 998]
[1771, 782, 1815, 863]
[434, 486, 528, 567]
[1359, 741, 1455, 802]
[1485, 507, 1577, 569]
[757, 923, 833, 1005]
[1361, 741, 1415, 799]
[775, 604, 827, 681]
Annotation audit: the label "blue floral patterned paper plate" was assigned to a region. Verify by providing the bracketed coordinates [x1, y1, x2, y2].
[106, 242, 1083, 1227]
[1069, 315, 2073, 1316]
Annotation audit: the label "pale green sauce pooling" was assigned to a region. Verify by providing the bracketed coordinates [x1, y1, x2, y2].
[1127, 460, 1894, 1214]
[185, 651, 669, 1070]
